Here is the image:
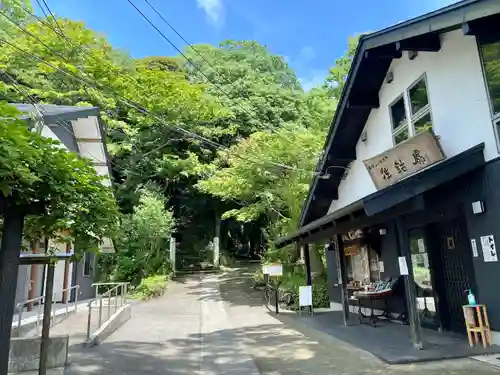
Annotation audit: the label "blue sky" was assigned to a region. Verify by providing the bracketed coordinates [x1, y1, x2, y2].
[43, 0, 458, 90]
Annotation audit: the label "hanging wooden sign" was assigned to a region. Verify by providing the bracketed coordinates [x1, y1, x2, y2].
[363, 130, 445, 190]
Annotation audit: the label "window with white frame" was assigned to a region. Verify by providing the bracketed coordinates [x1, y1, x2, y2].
[390, 75, 433, 145]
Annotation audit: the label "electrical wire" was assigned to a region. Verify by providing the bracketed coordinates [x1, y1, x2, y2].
[1, 6, 337, 177]
[12, 0, 319, 169]
[126, 0, 282, 134]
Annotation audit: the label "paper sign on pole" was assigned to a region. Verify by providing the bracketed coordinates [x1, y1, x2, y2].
[268, 264, 283, 276]
[480, 235, 498, 262]
[471, 239, 478, 258]
[299, 285, 313, 307]
[398, 256, 409, 276]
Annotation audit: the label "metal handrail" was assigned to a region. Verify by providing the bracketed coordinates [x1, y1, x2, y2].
[86, 282, 129, 341]
[15, 285, 80, 334]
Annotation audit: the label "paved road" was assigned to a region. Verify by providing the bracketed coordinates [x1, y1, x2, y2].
[63, 273, 260, 375]
[61, 268, 500, 375]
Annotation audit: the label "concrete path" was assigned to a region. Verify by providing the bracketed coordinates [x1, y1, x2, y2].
[61, 268, 500, 375]
[63, 274, 260, 375]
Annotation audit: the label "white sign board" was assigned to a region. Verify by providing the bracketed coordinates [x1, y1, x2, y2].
[267, 264, 283, 276]
[398, 256, 409, 276]
[470, 239, 478, 258]
[299, 285, 313, 307]
[480, 235, 498, 262]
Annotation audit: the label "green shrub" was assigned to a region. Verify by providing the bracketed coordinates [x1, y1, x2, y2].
[131, 275, 168, 300]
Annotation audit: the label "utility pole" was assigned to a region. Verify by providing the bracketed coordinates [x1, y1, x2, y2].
[0, 205, 26, 375]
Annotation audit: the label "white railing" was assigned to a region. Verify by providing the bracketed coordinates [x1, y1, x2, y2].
[15, 285, 80, 334]
[86, 282, 128, 341]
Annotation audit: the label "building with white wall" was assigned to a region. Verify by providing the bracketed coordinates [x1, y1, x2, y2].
[276, 0, 500, 350]
[12, 103, 115, 307]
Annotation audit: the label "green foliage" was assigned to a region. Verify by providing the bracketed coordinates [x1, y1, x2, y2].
[324, 35, 360, 99]
[0, 102, 118, 249]
[105, 188, 175, 285]
[0, 0, 360, 274]
[130, 275, 168, 300]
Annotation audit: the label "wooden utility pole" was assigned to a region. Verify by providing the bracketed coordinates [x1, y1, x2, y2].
[39, 263, 55, 375]
[0, 206, 26, 375]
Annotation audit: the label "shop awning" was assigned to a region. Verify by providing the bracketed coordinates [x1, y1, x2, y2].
[275, 143, 485, 248]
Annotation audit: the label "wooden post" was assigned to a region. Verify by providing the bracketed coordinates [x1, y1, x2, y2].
[62, 242, 71, 304]
[28, 241, 41, 311]
[39, 263, 55, 375]
[335, 235, 350, 326]
[396, 218, 423, 350]
[303, 243, 313, 314]
[0, 206, 26, 375]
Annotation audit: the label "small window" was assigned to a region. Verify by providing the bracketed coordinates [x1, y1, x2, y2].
[413, 112, 433, 135]
[83, 252, 94, 277]
[479, 40, 500, 115]
[389, 75, 433, 145]
[390, 96, 409, 144]
[391, 96, 407, 130]
[409, 78, 429, 116]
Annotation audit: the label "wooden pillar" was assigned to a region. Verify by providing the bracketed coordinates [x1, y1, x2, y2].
[0, 206, 26, 375]
[39, 263, 55, 375]
[303, 243, 313, 314]
[62, 242, 71, 304]
[396, 218, 423, 350]
[335, 235, 350, 326]
[28, 241, 41, 311]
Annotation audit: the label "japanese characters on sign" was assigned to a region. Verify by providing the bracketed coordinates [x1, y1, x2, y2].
[363, 130, 445, 190]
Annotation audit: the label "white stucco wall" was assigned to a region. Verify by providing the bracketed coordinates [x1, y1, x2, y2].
[328, 30, 497, 214]
[71, 116, 101, 139]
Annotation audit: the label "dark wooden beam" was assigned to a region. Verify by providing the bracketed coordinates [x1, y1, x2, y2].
[334, 235, 350, 326]
[395, 218, 423, 350]
[463, 14, 500, 43]
[395, 33, 441, 52]
[364, 45, 402, 60]
[327, 156, 356, 163]
[346, 94, 380, 109]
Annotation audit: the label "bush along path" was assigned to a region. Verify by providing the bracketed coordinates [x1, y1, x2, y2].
[129, 275, 170, 300]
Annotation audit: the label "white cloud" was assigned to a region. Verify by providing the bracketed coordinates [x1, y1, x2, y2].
[197, 0, 225, 27]
[299, 70, 326, 92]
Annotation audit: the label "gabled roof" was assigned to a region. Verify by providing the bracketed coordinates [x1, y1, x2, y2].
[299, 0, 500, 227]
[10, 102, 113, 183]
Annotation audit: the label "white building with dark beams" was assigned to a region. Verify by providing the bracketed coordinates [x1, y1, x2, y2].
[12, 103, 115, 307]
[276, 0, 500, 353]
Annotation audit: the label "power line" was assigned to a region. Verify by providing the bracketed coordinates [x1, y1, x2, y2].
[1, 8, 335, 177]
[126, 0, 281, 134]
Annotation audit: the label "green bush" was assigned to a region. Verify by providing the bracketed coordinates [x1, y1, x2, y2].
[131, 275, 168, 300]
